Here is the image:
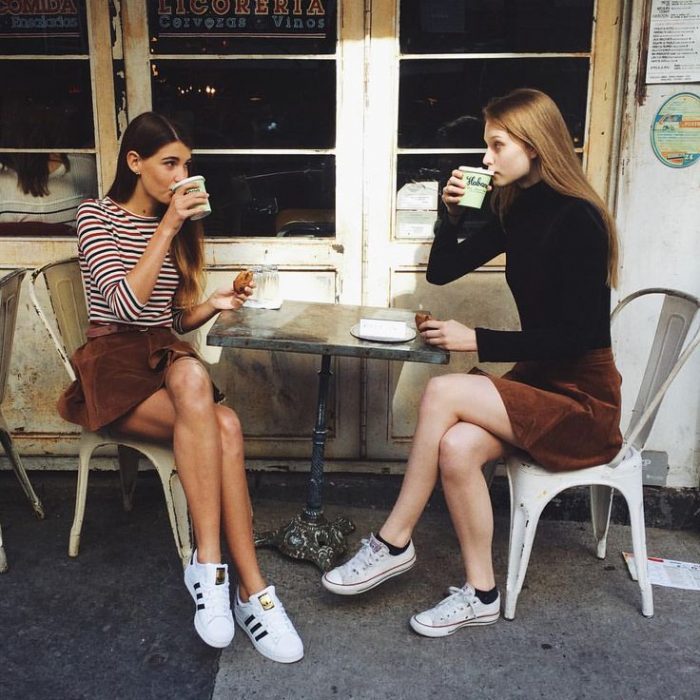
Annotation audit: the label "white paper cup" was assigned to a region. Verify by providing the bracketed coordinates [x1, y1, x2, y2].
[170, 175, 212, 220]
[457, 167, 493, 208]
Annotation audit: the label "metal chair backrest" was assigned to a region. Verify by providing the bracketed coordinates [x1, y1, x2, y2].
[0, 269, 27, 403]
[29, 257, 87, 382]
[611, 288, 700, 462]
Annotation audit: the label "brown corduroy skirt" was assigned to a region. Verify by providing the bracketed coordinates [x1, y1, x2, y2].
[58, 326, 221, 432]
[475, 347, 623, 472]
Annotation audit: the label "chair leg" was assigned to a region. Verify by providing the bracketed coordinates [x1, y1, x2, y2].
[590, 485, 614, 559]
[69, 432, 99, 558]
[483, 459, 499, 488]
[170, 473, 193, 569]
[621, 484, 654, 617]
[504, 500, 545, 620]
[117, 445, 140, 512]
[152, 464, 193, 569]
[0, 522, 8, 573]
[0, 416, 45, 519]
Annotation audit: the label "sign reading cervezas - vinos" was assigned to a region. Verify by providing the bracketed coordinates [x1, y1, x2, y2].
[156, 0, 328, 37]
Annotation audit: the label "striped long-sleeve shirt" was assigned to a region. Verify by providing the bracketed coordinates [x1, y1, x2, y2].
[76, 197, 184, 332]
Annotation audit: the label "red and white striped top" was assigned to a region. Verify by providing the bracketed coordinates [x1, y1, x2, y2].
[76, 197, 184, 332]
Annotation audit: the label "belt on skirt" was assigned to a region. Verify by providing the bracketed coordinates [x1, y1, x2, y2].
[86, 322, 156, 339]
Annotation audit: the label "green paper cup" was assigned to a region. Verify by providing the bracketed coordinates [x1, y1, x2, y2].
[170, 175, 212, 220]
[458, 167, 493, 208]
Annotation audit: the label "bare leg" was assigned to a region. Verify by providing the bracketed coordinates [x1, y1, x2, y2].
[111, 358, 265, 597]
[380, 373, 516, 547]
[214, 405, 265, 601]
[438, 422, 505, 590]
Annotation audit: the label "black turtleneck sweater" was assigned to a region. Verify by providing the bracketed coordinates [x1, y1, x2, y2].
[427, 182, 612, 362]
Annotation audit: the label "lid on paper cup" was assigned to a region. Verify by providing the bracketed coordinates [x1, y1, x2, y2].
[170, 175, 205, 192]
[458, 167, 494, 176]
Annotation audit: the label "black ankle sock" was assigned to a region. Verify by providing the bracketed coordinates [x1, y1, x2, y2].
[375, 532, 409, 556]
[474, 586, 499, 605]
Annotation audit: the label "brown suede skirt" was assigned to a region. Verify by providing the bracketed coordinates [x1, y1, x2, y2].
[58, 326, 221, 432]
[476, 347, 623, 472]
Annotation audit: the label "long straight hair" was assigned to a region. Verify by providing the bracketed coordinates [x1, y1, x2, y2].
[106, 112, 204, 308]
[0, 97, 70, 196]
[484, 89, 619, 287]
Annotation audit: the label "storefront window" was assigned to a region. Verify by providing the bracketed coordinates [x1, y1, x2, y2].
[394, 0, 594, 241]
[0, 1, 98, 231]
[398, 58, 588, 149]
[195, 153, 334, 237]
[152, 60, 335, 149]
[147, 0, 338, 238]
[399, 0, 594, 53]
[148, 0, 336, 55]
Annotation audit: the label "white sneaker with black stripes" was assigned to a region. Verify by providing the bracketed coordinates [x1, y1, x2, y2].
[234, 585, 304, 663]
[183, 551, 235, 648]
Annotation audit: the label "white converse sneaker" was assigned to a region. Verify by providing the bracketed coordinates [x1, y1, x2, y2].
[184, 551, 235, 648]
[410, 584, 500, 637]
[321, 533, 416, 595]
[234, 585, 304, 663]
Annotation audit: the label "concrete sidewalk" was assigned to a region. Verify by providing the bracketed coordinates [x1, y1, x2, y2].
[1, 470, 699, 700]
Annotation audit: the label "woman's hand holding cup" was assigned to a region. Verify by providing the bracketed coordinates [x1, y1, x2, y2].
[441, 169, 467, 217]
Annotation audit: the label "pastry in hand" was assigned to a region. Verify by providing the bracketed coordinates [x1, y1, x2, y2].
[415, 311, 433, 329]
[233, 270, 253, 294]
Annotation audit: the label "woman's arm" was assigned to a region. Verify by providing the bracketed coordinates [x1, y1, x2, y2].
[124, 188, 207, 305]
[475, 202, 611, 362]
[175, 284, 252, 334]
[427, 213, 505, 285]
[427, 169, 504, 285]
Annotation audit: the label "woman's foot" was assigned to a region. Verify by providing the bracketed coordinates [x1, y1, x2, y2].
[409, 584, 500, 637]
[234, 585, 304, 663]
[184, 550, 235, 648]
[321, 533, 416, 595]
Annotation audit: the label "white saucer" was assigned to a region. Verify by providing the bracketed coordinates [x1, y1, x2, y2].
[350, 323, 416, 343]
[246, 298, 283, 310]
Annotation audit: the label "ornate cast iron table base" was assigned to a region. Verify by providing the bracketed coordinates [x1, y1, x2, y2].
[207, 304, 448, 571]
[253, 354, 357, 570]
[254, 512, 355, 571]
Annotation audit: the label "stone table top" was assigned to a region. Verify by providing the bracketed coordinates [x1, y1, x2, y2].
[207, 300, 449, 364]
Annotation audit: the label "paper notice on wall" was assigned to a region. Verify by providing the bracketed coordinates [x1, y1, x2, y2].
[396, 181, 439, 210]
[396, 181, 439, 238]
[646, 0, 700, 84]
[623, 552, 700, 590]
[396, 210, 437, 239]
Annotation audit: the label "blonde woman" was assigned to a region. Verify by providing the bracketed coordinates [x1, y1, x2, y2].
[58, 112, 303, 662]
[322, 89, 622, 637]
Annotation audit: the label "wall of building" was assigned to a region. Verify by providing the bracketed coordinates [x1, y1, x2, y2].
[612, 2, 700, 487]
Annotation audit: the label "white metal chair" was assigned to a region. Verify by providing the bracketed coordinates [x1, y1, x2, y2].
[0, 268, 45, 572]
[29, 257, 192, 568]
[504, 288, 700, 620]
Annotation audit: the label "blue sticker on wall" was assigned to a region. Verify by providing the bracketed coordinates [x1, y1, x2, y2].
[651, 92, 700, 168]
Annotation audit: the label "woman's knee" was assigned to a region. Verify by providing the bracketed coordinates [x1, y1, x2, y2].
[167, 359, 213, 409]
[419, 374, 458, 414]
[438, 424, 497, 480]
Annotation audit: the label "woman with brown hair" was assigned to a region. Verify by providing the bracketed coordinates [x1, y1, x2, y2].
[0, 98, 97, 225]
[58, 112, 303, 662]
[322, 89, 622, 638]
